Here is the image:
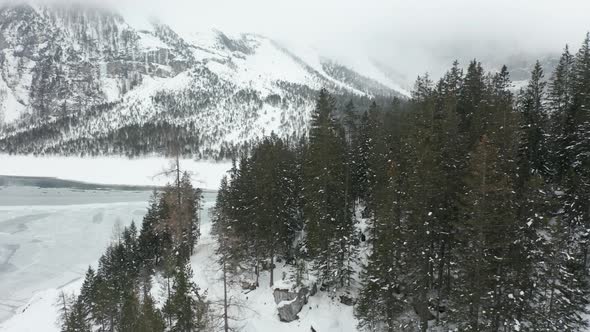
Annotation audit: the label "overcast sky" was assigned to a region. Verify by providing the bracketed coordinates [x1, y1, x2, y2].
[120, 0, 590, 81]
[10, 0, 590, 83]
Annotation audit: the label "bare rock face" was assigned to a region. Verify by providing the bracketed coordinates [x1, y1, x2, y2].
[274, 287, 310, 322]
[0, 3, 191, 120]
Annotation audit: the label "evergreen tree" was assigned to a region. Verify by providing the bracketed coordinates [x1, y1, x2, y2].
[303, 88, 355, 288]
[548, 45, 576, 181]
[512, 63, 556, 330]
[138, 192, 164, 269]
[62, 299, 92, 332]
[138, 292, 166, 332]
[457, 60, 486, 145]
[77, 266, 96, 323]
[569, 33, 590, 264]
[119, 288, 142, 332]
[518, 61, 548, 180]
[451, 135, 517, 331]
[355, 101, 383, 212]
[164, 264, 209, 331]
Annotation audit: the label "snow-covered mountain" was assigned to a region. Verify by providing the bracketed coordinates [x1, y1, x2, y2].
[0, 3, 407, 158]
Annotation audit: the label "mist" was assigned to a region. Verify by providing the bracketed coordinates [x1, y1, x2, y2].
[4, 0, 590, 85]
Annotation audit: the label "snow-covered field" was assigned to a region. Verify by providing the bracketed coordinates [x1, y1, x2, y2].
[0, 154, 232, 190]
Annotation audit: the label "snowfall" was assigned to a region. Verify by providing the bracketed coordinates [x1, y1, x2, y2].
[0, 154, 359, 332]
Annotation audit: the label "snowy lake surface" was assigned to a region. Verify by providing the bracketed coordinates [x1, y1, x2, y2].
[0, 154, 231, 190]
[0, 181, 217, 324]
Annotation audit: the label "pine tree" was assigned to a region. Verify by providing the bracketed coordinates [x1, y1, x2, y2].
[569, 33, 590, 258]
[77, 266, 96, 323]
[164, 264, 209, 331]
[179, 172, 201, 258]
[62, 299, 92, 332]
[137, 291, 166, 332]
[452, 135, 518, 331]
[303, 88, 355, 288]
[119, 288, 142, 332]
[518, 61, 548, 180]
[548, 45, 575, 181]
[356, 153, 408, 332]
[355, 101, 382, 212]
[534, 210, 589, 331]
[122, 222, 140, 278]
[432, 64, 464, 323]
[357, 78, 437, 331]
[211, 176, 232, 332]
[511, 62, 556, 330]
[457, 60, 486, 145]
[57, 291, 75, 331]
[138, 192, 164, 269]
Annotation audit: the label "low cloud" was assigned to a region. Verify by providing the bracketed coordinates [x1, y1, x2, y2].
[5, 0, 590, 83]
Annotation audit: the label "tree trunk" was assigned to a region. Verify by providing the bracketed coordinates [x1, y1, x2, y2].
[223, 258, 229, 332]
[60, 292, 69, 330]
[270, 250, 275, 288]
[167, 277, 172, 327]
[255, 262, 259, 286]
[436, 241, 446, 323]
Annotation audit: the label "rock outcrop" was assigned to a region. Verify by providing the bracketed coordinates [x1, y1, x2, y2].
[274, 287, 311, 322]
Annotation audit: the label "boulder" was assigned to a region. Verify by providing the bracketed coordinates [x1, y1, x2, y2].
[340, 294, 355, 306]
[273, 288, 298, 304]
[275, 287, 311, 322]
[278, 298, 302, 322]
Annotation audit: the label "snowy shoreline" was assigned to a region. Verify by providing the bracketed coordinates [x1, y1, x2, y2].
[0, 154, 231, 191]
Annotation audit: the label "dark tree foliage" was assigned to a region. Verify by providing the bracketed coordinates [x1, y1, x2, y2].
[62, 178, 209, 332]
[212, 134, 302, 287]
[354, 34, 590, 331]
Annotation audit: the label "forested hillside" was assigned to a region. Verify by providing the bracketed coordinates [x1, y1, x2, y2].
[57, 33, 590, 332]
[0, 2, 406, 160]
[213, 33, 590, 331]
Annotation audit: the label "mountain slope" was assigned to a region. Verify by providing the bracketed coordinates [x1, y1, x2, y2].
[0, 3, 406, 158]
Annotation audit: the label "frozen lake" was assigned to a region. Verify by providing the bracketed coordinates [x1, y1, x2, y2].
[0, 181, 216, 323]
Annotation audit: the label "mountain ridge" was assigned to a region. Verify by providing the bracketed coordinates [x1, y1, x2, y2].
[0, 2, 406, 158]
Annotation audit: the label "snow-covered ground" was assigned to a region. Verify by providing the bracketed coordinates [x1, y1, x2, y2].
[0, 184, 360, 331]
[0, 155, 231, 190]
[188, 198, 359, 332]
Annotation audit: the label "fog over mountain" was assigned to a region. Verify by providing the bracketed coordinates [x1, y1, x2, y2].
[12, 0, 589, 87]
[0, 0, 410, 157]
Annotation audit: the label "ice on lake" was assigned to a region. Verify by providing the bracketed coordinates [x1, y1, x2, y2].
[0, 185, 153, 322]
